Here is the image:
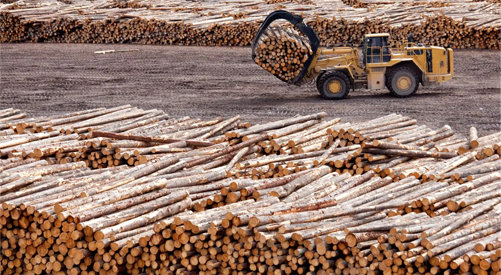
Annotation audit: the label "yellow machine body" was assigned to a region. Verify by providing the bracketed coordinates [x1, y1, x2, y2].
[302, 33, 454, 94]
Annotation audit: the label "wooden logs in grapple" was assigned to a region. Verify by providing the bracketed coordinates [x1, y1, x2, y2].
[254, 27, 312, 82]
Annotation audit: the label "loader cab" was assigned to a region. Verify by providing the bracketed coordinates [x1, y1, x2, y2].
[363, 33, 391, 65]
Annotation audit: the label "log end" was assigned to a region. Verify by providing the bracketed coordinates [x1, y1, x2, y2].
[94, 230, 104, 241]
[54, 204, 64, 214]
[469, 140, 479, 149]
[345, 233, 357, 248]
[248, 216, 260, 228]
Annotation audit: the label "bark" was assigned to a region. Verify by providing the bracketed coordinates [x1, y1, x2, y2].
[362, 147, 457, 159]
[91, 130, 213, 147]
[80, 190, 189, 232]
[66, 187, 174, 223]
[275, 165, 331, 199]
[97, 197, 192, 240]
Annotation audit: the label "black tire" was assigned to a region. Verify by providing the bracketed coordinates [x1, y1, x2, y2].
[386, 66, 419, 97]
[316, 71, 351, 100]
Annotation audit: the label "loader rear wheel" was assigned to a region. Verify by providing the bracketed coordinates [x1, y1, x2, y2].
[316, 71, 350, 100]
[386, 67, 419, 97]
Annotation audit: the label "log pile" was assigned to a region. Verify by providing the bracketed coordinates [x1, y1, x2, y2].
[0, 0, 500, 49]
[1, 106, 500, 274]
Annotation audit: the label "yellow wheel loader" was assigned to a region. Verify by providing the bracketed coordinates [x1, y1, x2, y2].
[251, 10, 454, 99]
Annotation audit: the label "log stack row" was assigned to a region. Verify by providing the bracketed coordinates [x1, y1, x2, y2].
[309, 14, 500, 50]
[1, 106, 500, 274]
[1, 0, 500, 49]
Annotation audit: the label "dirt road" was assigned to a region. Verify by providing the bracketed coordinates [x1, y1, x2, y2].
[0, 44, 499, 136]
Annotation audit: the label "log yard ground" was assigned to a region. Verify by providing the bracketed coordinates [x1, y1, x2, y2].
[0, 44, 500, 137]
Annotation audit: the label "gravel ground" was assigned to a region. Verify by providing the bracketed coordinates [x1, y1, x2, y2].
[0, 43, 499, 136]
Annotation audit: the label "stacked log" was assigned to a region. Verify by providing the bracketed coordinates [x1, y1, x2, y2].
[341, 0, 369, 8]
[1, 106, 500, 274]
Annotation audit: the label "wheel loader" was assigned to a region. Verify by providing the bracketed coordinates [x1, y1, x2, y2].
[251, 10, 454, 99]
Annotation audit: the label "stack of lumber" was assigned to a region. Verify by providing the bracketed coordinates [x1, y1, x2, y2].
[254, 26, 312, 82]
[1, 106, 500, 274]
[0, 0, 500, 49]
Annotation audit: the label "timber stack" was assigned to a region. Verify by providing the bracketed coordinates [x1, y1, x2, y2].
[1, 0, 500, 49]
[1, 106, 500, 274]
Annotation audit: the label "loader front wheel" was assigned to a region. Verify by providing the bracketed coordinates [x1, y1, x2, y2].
[386, 67, 419, 97]
[316, 71, 350, 100]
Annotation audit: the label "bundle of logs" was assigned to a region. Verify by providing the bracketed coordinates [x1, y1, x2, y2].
[1, 106, 500, 274]
[254, 26, 312, 82]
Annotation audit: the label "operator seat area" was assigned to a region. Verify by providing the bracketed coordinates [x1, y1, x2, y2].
[364, 34, 391, 64]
